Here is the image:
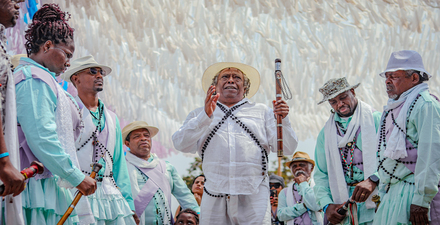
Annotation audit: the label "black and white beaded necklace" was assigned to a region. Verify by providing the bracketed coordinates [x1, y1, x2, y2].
[136, 167, 171, 224]
[77, 103, 116, 186]
[376, 95, 420, 193]
[201, 101, 269, 198]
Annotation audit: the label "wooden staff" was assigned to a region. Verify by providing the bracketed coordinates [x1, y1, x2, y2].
[275, 58, 283, 176]
[0, 161, 44, 195]
[57, 163, 102, 225]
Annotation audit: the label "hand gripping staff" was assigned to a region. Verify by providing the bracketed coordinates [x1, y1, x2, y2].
[274, 59, 292, 176]
[327, 199, 358, 225]
[57, 163, 102, 225]
[0, 161, 44, 195]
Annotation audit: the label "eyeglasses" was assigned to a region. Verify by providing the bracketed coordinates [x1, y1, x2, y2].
[269, 183, 282, 189]
[51, 47, 72, 59]
[79, 67, 106, 76]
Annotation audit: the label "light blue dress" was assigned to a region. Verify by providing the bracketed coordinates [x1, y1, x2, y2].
[314, 111, 382, 225]
[15, 58, 84, 225]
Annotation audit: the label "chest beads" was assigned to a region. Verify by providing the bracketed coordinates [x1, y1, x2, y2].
[202, 102, 269, 198]
[77, 105, 116, 186]
[137, 168, 170, 224]
[335, 121, 360, 179]
[377, 95, 420, 193]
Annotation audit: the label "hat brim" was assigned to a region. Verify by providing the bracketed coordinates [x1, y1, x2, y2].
[286, 158, 315, 169]
[61, 63, 112, 83]
[202, 62, 260, 99]
[317, 83, 360, 105]
[379, 68, 432, 78]
[122, 125, 159, 142]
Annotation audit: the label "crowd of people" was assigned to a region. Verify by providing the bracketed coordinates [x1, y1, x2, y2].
[1, 2, 440, 225]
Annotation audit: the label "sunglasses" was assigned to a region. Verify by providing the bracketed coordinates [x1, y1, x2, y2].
[270, 183, 282, 189]
[78, 67, 106, 76]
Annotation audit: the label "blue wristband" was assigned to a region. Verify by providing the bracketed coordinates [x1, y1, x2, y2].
[0, 152, 9, 159]
[323, 204, 329, 214]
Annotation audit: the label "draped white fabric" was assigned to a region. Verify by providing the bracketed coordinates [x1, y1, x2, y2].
[6, 0, 440, 156]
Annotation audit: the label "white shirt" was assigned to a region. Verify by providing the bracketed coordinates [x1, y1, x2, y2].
[172, 98, 298, 195]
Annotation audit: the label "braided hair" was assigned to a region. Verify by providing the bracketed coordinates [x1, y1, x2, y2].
[24, 4, 74, 56]
[176, 208, 199, 224]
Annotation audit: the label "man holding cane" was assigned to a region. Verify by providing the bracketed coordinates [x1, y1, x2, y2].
[314, 78, 382, 225]
[172, 62, 298, 224]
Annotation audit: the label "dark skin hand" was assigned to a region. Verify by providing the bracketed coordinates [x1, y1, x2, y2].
[132, 211, 140, 225]
[409, 204, 429, 225]
[204, 85, 220, 118]
[272, 100, 289, 119]
[326, 203, 345, 224]
[293, 173, 308, 184]
[351, 179, 377, 202]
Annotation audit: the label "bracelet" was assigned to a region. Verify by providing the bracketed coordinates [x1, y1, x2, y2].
[0, 152, 9, 159]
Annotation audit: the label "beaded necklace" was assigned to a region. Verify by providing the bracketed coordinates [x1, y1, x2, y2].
[292, 184, 303, 204]
[77, 102, 116, 186]
[376, 95, 420, 193]
[335, 121, 356, 178]
[136, 167, 170, 224]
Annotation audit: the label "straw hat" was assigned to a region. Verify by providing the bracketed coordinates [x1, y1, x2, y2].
[201, 62, 260, 98]
[122, 121, 159, 142]
[11, 54, 27, 70]
[286, 151, 315, 168]
[379, 50, 431, 78]
[317, 77, 360, 105]
[61, 55, 112, 82]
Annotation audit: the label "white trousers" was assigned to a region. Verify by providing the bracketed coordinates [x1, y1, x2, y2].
[200, 182, 271, 225]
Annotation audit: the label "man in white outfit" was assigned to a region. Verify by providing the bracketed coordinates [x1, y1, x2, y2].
[172, 62, 299, 224]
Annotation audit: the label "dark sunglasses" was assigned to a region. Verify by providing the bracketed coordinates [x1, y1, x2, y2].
[270, 183, 282, 189]
[80, 67, 106, 76]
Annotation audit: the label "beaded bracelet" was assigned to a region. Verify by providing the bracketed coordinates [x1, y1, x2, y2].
[0, 152, 9, 159]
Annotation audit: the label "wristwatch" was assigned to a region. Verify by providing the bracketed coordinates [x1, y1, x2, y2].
[368, 175, 380, 185]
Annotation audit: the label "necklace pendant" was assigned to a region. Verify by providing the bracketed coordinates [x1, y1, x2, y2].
[346, 142, 353, 148]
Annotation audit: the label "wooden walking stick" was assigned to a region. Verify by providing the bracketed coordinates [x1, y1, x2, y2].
[0, 161, 44, 195]
[57, 163, 102, 225]
[274, 59, 292, 176]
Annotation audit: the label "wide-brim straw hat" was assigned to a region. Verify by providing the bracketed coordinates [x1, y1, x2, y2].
[286, 151, 315, 168]
[61, 55, 112, 82]
[11, 54, 27, 70]
[122, 121, 159, 142]
[201, 62, 260, 99]
[317, 77, 360, 105]
[379, 50, 431, 78]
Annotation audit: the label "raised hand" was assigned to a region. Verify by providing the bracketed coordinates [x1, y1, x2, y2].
[205, 85, 220, 118]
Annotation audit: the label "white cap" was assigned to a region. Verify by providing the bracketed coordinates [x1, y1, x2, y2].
[379, 50, 431, 78]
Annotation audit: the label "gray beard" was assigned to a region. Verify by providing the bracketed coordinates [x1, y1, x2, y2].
[294, 170, 306, 177]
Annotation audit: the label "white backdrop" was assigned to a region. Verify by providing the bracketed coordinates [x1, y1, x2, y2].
[8, 0, 440, 156]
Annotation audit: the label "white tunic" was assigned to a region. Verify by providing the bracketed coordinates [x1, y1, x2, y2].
[172, 98, 298, 195]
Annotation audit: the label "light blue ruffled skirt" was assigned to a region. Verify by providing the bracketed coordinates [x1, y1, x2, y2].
[373, 176, 416, 225]
[22, 176, 79, 225]
[85, 182, 136, 225]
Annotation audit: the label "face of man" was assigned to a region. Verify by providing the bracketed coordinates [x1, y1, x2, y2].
[125, 128, 152, 160]
[176, 212, 197, 225]
[290, 161, 312, 179]
[269, 182, 283, 194]
[328, 89, 358, 117]
[385, 70, 419, 100]
[215, 68, 246, 105]
[0, 0, 21, 28]
[71, 67, 105, 92]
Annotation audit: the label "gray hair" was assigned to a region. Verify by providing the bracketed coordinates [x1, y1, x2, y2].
[211, 67, 251, 97]
[405, 70, 429, 83]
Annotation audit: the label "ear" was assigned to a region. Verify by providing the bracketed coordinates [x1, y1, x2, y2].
[124, 140, 130, 147]
[43, 40, 53, 53]
[411, 72, 420, 84]
[350, 89, 356, 97]
[70, 74, 79, 87]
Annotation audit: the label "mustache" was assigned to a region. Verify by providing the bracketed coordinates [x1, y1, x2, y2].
[294, 170, 306, 177]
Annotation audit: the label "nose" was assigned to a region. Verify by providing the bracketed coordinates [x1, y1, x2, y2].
[337, 100, 344, 108]
[227, 76, 235, 83]
[65, 61, 70, 68]
[15, 3, 20, 9]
